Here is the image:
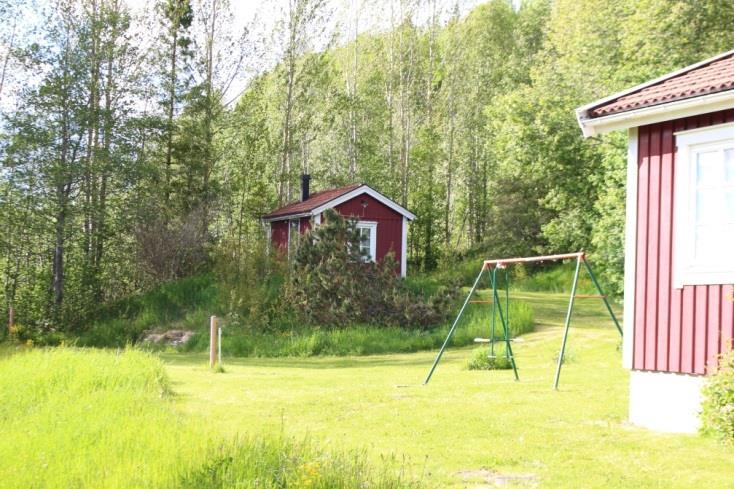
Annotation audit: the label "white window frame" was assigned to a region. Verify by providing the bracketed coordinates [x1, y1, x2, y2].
[673, 122, 734, 287]
[355, 221, 377, 263]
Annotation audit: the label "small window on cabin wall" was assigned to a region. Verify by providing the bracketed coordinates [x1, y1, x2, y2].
[674, 124, 734, 287]
[355, 222, 377, 262]
[288, 219, 300, 255]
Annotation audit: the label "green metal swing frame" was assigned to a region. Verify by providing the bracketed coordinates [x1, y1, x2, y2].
[423, 252, 623, 389]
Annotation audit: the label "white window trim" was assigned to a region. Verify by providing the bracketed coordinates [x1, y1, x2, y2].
[355, 221, 377, 262]
[401, 217, 408, 277]
[673, 122, 734, 288]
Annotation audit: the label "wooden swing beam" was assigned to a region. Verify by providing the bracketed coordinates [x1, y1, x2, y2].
[483, 251, 585, 269]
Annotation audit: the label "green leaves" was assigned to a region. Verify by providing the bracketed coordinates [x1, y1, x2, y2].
[286, 209, 455, 328]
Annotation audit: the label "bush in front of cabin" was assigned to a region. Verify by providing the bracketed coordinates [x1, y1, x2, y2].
[286, 209, 457, 329]
[701, 348, 734, 444]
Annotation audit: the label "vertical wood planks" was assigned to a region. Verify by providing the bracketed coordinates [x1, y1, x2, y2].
[634, 112, 734, 375]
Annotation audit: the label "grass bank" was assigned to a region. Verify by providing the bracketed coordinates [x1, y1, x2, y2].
[0, 347, 415, 488]
[181, 295, 533, 357]
[67, 257, 600, 356]
[71, 269, 536, 358]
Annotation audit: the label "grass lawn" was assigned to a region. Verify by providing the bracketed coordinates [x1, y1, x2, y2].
[162, 291, 734, 488]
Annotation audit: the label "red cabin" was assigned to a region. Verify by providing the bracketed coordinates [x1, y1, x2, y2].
[262, 175, 416, 277]
[577, 50, 734, 433]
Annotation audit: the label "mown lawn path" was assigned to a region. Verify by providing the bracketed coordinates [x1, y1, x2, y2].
[163, 292, 734, 488]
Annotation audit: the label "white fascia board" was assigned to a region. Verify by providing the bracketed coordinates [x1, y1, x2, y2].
[622, 127, 638, 370]
[262, 212, 311, 223]
[310, 185, 417, 221]
[577, 89, 734, 137]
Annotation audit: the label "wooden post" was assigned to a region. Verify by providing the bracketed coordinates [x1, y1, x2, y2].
[217, 326, 222, 366]
[7, 306, 14, 336]
[209, 315, 218, 368]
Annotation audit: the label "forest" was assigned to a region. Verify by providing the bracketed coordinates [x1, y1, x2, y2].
[2, 0, 734, 335]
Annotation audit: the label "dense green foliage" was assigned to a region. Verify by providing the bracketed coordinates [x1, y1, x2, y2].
[701, 349, 734, 444]
[0, 347, 415, 488]
[288, 210, 457, 328]
[3, 0, 734, 337]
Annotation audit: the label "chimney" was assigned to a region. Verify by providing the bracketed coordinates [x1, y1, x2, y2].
[301, 174, 310, 201]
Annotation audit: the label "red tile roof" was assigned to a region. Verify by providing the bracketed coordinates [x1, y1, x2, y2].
[590, 52, 734, 117]
[262, 183, 362, 220]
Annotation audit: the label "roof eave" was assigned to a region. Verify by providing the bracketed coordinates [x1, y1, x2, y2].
[576, 49, 734, 124]
[261, 212, 312, 222]
[577, 89, 734, 137]
[262, 184, 417, 222]
[309, 184, 417, 221]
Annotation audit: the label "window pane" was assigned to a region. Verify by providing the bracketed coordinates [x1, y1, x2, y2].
[725, 149, 734, 184]
[726, 189, 734, 221]
[357, 226, 373, 261]
[697, 150, 721, 186]
[696, 190, 722, 224]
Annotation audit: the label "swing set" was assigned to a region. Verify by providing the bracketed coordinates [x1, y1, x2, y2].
[423, 252, 622, 389]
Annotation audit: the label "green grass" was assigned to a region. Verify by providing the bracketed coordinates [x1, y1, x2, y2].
[0, 347, 415, 488]
[76, 274, 220, 347]
[180, 291, 534, 357]
[160, 291, 733, 488]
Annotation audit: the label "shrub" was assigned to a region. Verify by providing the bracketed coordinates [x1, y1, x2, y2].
[287, 209, 458, 329]
[466, 344, 514, 370]
[701, 349, 734, 444]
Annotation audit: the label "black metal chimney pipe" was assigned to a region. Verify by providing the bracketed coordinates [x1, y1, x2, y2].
[301, 174, 310, 201]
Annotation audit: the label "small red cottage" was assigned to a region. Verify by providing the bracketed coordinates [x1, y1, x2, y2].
[577, 50, 734, 433]
[262, 175, 416, 277]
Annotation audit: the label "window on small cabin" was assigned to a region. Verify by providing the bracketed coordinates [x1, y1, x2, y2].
[288, 219, 300, 256]
[355, 222, 377, 262]
[674, 124, 734, 286]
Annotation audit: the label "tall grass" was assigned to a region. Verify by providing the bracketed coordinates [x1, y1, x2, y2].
[179, 299, 534, 358]
[0, 348, 415, 488]
[77, 275, 220, 347]
[69, 253, 550, 356]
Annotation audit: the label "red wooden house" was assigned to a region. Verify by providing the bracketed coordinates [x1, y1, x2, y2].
[262, 175, 416, 277]
[577, 50, 734, 433]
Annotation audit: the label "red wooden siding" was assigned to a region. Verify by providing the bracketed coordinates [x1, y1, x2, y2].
[268, 193, 404, 271]
[335, 194, 403, 268]
[271, 220, 289, 249]
[634, 110, 734, 374]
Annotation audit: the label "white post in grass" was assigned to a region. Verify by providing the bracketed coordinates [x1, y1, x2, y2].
[209, 315, 218, 369]
[217, 326, 222, 367]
